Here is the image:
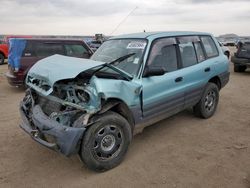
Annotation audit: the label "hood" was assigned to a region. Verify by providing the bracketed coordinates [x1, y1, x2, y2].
[26, 54, 105, 95]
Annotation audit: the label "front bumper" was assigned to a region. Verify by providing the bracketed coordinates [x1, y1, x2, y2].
[20, 102, 86, 156]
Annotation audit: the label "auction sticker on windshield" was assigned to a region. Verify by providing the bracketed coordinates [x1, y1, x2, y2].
[127, 41, 146, 49]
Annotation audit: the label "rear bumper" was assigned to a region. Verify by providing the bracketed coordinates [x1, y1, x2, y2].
[5, 71, 24, 86]
[20, 102, 86, 156]
[231, 56, 250, 66]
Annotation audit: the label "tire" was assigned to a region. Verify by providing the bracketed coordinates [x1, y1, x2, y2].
[0, 53, 4, 65]
[234, 64, 246, 72]
[79, 111, 132, 172]
[193, 83, 219, 119]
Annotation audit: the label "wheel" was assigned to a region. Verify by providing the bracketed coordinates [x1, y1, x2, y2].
[79, 111, 132, 172]
[234, 64, 246, 72]
[193, 83, 219, 119]
[0, 54, 4, 65]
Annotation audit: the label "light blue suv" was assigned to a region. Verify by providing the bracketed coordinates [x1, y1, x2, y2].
[20, 31, 230, 171]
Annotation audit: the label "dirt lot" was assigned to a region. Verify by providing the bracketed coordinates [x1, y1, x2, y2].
[0, 48, 250, 188]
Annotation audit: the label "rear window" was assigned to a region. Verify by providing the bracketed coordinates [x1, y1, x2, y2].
[36, 43, 64, 57]
[201, 36, 218, 58]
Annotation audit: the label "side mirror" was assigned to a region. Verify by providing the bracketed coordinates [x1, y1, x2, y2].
[143, 66, 165, 77]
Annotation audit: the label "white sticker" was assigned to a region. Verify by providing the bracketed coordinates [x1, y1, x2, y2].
[133, 58, 139, 64]
[127, 42, 146, 49]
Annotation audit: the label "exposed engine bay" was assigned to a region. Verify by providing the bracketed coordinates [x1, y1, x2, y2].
[26, 73, 101, 128]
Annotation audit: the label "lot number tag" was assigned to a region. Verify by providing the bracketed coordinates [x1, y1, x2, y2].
[127, 42, 146, 49]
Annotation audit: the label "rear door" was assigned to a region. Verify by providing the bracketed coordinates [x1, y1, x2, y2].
[177, 35, 219, 108]
[142, 37, 185, 119]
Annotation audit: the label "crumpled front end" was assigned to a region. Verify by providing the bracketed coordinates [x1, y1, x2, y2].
[19, 89, 91, 156]
[20, 72, 103, 156]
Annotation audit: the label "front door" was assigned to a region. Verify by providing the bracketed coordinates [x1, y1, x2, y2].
[142, 37, 185, 119]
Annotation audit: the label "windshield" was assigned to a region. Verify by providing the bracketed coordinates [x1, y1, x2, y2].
[91, 39, 147, 76]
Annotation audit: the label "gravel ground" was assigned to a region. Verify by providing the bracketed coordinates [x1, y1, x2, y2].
[0, 48, 250, 188]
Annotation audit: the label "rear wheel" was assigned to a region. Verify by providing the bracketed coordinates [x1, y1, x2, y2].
[193, 83, 219, 119]
[234, 64, 246, 72]
[79, 111, 132, 172]
[0, 54, 4, 65]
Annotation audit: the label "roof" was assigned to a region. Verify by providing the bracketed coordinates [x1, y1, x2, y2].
[111, 31, 211, 40]
[9, 38, 84, 42]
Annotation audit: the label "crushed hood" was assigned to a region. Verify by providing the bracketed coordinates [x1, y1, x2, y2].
[26, 55, 105, 95]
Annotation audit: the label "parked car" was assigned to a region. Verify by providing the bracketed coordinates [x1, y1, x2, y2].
[231, 40, 250, 72]
[218, 41, 230, 59]
[86, 40, 103, 51]
[0, 39, 8, 65]
[5, 38, 93, 86]
[20, 31, 229, 171]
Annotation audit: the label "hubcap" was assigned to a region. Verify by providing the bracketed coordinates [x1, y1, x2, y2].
[93, 125, 123, 160]
[204, 90, 216, 112]
[101, 134, 116, 152]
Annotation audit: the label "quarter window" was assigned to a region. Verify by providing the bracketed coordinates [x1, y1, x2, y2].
[148, 38, 178, 72]
[201, 36, 219, 58]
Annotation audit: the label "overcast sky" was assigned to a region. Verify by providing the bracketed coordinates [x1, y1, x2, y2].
[1, 0, 250, 36]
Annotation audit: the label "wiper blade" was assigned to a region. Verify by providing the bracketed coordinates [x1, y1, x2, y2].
[92, 53, 135, 81]
[109, 53, 135, 65]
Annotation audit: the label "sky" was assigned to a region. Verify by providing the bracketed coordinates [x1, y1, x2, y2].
[0, 0, 250, 36]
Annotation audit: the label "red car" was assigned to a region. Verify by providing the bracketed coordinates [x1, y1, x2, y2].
[0, 39, 8, 64]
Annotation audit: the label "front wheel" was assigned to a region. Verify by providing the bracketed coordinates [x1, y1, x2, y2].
[193, 83, 219, 119]
[79, 111, 132, 172]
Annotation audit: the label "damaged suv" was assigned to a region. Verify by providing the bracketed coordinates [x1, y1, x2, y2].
[20, 32, 230, 171]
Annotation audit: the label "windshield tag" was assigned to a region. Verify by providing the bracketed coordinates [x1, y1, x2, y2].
[127, 42, 146, 49]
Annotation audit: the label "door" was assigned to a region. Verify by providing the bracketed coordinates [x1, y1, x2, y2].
[142, 37, 185, 119]
[177, 36, 218, 108]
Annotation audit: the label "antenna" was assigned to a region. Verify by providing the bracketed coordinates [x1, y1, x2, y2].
[110, 6, 138, 35]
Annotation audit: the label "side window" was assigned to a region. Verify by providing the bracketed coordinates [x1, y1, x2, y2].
[148, 38, 178, 72]
[22, 41, 34, 57]
[179, 41, 197, 68]
[194, 42, 205, 62]
[36, 43, 64, 57]
[201, 36, 219, 58]
[64, 44, 88, 57]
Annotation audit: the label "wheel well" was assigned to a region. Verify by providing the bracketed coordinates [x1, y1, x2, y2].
[208, 76, 221, 90]
[99, 98, 135, 131]
[0, 51, 5, 58]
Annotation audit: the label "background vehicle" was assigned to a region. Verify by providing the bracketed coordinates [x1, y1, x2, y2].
[20, 31, 229, 171]
[231, 40, 250, 72]
[5, 38, 93, 86]
[218, 41, 230, 59]
[0, 40, 8, 65]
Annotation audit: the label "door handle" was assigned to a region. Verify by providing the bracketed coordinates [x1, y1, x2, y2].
[204, 67, 211, 72]
[175, 77, 183, 82]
